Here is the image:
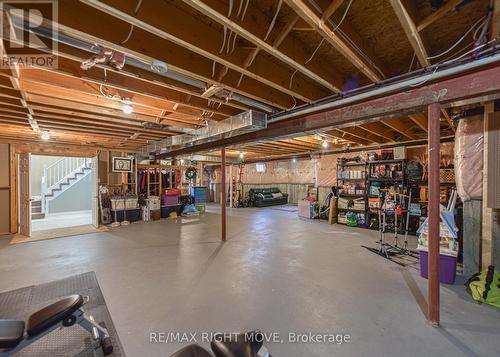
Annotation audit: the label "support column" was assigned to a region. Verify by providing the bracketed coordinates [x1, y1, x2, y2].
[482, 102, 500, 268]
[428, 103, 441, 324]
[221, 148, 226, 242]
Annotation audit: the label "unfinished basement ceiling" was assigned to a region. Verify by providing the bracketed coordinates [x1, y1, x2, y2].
[0, 0, 491, 154]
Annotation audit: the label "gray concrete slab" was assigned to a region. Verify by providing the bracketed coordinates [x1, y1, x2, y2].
[0, 205, 499, 357]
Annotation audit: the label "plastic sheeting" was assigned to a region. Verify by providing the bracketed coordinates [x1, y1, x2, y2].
[243, 160, 314, 184]
[455, 115, 484, 201]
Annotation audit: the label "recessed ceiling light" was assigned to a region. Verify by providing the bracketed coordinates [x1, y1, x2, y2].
[40, 131, 50, 141]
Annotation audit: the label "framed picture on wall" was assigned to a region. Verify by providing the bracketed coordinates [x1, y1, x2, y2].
[112, 157, 133, 173]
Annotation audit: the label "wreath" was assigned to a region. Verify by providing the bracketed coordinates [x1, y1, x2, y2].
[185, 166, 197, 180]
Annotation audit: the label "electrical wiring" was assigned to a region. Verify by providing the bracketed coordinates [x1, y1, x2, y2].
[228, 0, 233, 17]
[307, 0, 386, 79]
[288, 0, 352, 90]
[219, 26, 227, 54]
[241, 0, 250, 21]
[408, 53, 416, 73]
[230, 31, 238, 54]
[236, 73, 244, 87]
[427, 16, 487, 60]
[120, 25, 134, 45]
[264, 0, 283, 41]
[330, 0, 353, 33]
[121, 0, 144, 45]
[236, 0, 243, 17]
[441, 38, 497, 65]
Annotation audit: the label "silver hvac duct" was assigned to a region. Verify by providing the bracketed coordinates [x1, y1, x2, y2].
[148, 110, 267, 154]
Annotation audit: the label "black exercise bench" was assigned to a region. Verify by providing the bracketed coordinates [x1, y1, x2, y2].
[0, 294, 113, 356]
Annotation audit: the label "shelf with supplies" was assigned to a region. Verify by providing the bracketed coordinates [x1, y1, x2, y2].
[334, 148, 459, 236]
[336, 160, 368, 227]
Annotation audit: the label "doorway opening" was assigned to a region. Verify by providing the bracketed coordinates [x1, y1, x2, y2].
[22, 155, 98, 236]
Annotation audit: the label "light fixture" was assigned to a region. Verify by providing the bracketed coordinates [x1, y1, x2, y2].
[40, 131, 50, 141]
[122, 98, 133, 114]
[321, 140, 329, 148]
[239, 152, 245, 159]
[292, 158, 297, 163]
[180, 159, 185, 165]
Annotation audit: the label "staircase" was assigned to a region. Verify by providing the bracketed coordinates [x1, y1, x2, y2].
[32, 199, 44, 220]
[36, 157, 92, 218]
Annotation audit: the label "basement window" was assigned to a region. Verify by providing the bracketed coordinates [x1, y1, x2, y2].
[256, 163, 266, 173]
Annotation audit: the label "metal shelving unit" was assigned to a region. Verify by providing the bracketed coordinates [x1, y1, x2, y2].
[336, 161, 368, 227]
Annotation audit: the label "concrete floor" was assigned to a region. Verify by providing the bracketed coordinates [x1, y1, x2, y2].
[32, 210, 92, 231]
[0, 204, 499, 357]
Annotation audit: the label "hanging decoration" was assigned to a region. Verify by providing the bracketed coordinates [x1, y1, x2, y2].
[185, 166, 197, 181]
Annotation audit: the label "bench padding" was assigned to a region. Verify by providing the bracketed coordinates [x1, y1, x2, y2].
[27, 294, 84, 337]
[0, 320, 25, 349]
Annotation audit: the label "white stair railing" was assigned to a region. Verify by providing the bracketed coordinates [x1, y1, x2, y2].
[40, 157, 91, 214]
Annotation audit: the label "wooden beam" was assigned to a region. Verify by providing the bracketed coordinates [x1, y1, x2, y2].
[492, 0, 500, 39]
[326, 129, 371, 145]
[242, 16, 299, 70]
[338, 126, 384, 144]
[417, 0, 464, 32]
[358, 122, 396, 142]
[179, 0, 340, 93]
[322, 0, 346, 21]
[158, 62, 500, 158]
[381, 117, 418, 140]
[284, 0, 382, 82]
[78, 0, 321, 103]
[409, 113, 428, 132]
[51, 1, 293, 109]
[441, 108, 455, 132]
[389, 0, 430, 67]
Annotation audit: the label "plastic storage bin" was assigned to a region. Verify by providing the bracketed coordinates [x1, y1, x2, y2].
[146, 196, 161, 210]
[419, 251, 457, 285]
[111, 209, 141, 222]
[161, 195, 179, 206]
[161, 205, 182, 218]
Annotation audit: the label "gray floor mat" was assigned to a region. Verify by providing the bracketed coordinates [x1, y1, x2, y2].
[0, 272, 124, 357]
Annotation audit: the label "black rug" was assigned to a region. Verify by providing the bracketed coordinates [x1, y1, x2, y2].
[0, 272, 125, 356]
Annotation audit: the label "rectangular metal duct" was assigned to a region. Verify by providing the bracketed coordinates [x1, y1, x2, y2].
[147, 110, 267, 155]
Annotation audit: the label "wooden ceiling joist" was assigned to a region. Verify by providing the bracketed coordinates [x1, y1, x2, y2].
[179, 0, 341, 93]
[284, 0, 383, 82]
[408, 113, 428, 132]
[77, 0, 322, 104]
[380, 117, 418, 140]
[389, 0, 430, 67]
[54, 1, 294, 109]
[322, 0, 346, 22]
[417, 0, 464, 32]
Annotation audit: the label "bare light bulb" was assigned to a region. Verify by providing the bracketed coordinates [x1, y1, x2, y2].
[292, 158, 297, 163]
[239, 152, 245, 159]
[321, 140, 329, 148]
[40, 131, 50, 141]
[122, 104, 133, 114]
